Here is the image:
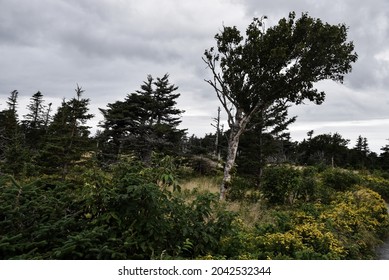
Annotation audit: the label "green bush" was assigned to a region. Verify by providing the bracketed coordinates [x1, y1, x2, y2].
[0, 176, 82, 259]
[362, 175, 389, 200]
[321, 168, 360, 191]
[320, 188, 389, 258]
[226, 177, 261, 202]
[261, 166, 302, 205]
[218, 186, 389, 260]
[0, 157, 236, 260]
[2, 158, 388, 260]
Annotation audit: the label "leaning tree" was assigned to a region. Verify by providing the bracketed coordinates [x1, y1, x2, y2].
[203, 12, 358, 200]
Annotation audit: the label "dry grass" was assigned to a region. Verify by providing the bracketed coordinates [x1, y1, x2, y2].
[179, 176, 221, 194]
[179, 175, 265, 226]
[226, 200, 263, 225]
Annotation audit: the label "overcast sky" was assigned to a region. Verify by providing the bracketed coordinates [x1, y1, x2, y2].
[1, 0, 389, 153]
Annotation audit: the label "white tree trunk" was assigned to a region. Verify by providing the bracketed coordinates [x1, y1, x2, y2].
[220, 127, 242, 200]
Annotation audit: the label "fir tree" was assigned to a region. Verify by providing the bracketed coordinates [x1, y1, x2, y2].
[99, 74, 186, 162]
[23, 91, 46, 129]
[39, 85, 94, 178]
[21, 91, 48, 153]
[379, 140, 389, 171]
[0, 90, 28, 176]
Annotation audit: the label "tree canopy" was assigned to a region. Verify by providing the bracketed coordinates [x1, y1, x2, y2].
[99, 74, 186, 162]
[203, 12, 358, 199]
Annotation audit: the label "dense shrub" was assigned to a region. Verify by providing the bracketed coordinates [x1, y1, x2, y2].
[0, 175, 83, 259]
[362, 175, 389, 200]
[0, 157, 235, 260]
[217, 187, 389, 260]
[300, 167, 320, 201]
[226, 177, 261, 202]
[2, 158, 389, 260]
[321, 168, 360, 191]
[320, 188, 389, 258]
[260, 166, 320, 205]
[261, 166, 302, 205]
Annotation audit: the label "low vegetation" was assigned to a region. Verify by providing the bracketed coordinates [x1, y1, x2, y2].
[1, 155, 388, 260]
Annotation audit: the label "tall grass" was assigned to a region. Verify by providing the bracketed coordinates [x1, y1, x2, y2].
[179, 175, 264, 226]
[180, 176, 221, 194]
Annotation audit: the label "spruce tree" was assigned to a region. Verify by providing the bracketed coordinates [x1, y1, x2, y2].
[297, 133, 350, 167]
[39, 85, 94, 177]
[99, 74, 186, 162]
[21, 91, 48, 152]
[236, 99, 296, 183]
[379, 141, 389, 171]
[351, 135, 371, 169]
[23, 91, 46, 129]
[0, 90, 28, 176]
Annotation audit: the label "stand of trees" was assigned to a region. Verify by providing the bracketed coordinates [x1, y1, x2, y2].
[1, 82, 389, 180]
[2, 13, 388, 191]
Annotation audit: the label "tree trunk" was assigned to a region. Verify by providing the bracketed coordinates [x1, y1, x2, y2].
[256, 128, 264, 187]
[220, 128, 241, 200]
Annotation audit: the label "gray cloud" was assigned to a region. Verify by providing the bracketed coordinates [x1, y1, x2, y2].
[1, 0, 389, 152]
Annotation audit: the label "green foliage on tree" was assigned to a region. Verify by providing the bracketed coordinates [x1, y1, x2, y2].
[348, 135, 377, 169]
[203, 12, 358, 199]
[16, 91, 53, 176]
[1, 16, 389, 261]
[99, 74, 186, 163]
[0, 90, 30, 176]
[21, 91, 49, 147]
[38, 85, 94, 178]
[380, 141, 389, 171]
[297, 132, 350, 167]
[23, 91, 46, 129]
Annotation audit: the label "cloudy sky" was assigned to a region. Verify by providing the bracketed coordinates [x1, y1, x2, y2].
[1, 0, 389, 153]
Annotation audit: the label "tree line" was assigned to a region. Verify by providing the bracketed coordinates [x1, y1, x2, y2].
[0, 74, 186, 179]
[1, 79, 389, 181]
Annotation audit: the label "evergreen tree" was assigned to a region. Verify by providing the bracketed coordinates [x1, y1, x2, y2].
[237, 99, 297, 180]
[1, 90, 19, 139]
[380, 140, 389, 171]
[99, 74, 186, 162]
[6, 90, 18, 115]
[297, 132, 350, 167]
[23, 91, 46, 129]
[43, 102, 53, 131]
[21, 91, 48, 152]
[0, 90, 28, 176]
[351, 135, 371, 169]
[150, 74, 186, 156]
[39, 85, 94, 177]
[186, 133, 223, 156]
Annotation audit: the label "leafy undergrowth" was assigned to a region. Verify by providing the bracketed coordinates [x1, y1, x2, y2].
[194, 166, 389, 260]
[215, 187, 389, 259]
[1, 157, 389, 260]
